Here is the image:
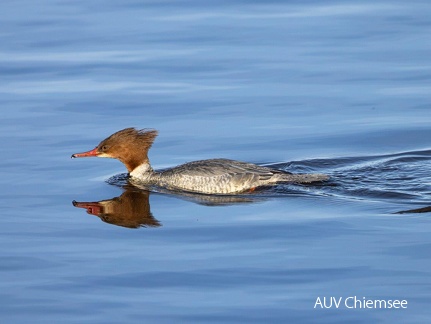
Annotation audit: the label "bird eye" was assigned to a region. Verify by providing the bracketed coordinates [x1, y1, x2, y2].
[101, 145, 108, 151]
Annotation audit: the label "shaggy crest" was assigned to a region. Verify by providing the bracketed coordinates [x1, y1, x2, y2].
[96, 127, 158, 172]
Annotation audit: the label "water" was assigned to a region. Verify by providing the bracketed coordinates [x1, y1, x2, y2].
[1, 1, 431, 323]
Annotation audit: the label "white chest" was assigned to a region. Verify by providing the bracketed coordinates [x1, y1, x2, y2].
[129, 163, 153, 180]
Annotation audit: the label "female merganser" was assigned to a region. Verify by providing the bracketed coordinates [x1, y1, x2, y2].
[72, 128, 329, 194]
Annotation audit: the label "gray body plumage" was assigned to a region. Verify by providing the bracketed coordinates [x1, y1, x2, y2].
[135, 158, 328, 194]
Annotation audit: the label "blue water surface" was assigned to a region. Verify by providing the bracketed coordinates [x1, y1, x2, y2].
[1, 1, 431, 323]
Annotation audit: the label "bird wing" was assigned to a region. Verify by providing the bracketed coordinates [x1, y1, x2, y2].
[161, 158, 284, 180]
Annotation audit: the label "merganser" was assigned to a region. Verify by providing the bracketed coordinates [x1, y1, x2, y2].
[71, 127, 329, 194]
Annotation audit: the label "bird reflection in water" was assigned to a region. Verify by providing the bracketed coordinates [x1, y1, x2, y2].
[73, 176, 265, 229]
[73, 190, 160, 229]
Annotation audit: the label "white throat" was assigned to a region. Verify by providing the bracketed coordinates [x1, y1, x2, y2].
[129, 162, 153, 179]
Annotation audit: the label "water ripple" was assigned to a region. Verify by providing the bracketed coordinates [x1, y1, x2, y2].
[275, 149, 431, 208]
[106, 149, 431, 211]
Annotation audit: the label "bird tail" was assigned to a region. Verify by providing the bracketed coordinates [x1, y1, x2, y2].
[280, 173, 329, 184]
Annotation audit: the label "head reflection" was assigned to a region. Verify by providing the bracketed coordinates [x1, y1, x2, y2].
[73, 190, 160, 229]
